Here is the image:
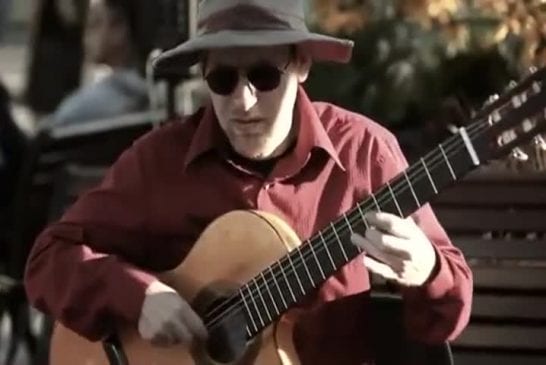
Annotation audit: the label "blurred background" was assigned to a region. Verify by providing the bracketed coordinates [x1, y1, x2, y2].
[1, 1, 546, 365]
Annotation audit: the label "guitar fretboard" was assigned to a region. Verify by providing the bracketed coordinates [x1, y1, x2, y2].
[202, 76, 546, 339]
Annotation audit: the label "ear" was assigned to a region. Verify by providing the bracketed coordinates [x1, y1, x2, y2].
[295, 51, 312, 83]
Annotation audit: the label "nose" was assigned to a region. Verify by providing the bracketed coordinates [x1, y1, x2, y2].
[231, 75, 257, 112]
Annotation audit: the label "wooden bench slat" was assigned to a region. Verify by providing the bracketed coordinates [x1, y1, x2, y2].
[473, 266, 546, 290]
[454, 324, 546, 349]
[434, 208, 546, 232]
[435, 184, 546, 206]
[453, 352, 546, 365]
[471, 294, 546, 320]
[463, 168, 546, 182]
[453, 238, 546, 260]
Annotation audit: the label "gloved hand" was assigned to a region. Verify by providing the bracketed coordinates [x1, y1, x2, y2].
[351, 211, 437, 287]
[138, 280, 208, 347]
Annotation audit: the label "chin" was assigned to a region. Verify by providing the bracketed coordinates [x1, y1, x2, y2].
[235, 146, 274, 161]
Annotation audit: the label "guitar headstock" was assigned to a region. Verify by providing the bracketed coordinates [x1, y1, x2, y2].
[470, 67, 546, 162]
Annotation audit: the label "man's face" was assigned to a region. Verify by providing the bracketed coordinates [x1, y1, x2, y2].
[84, 0, 129, 65]
[204, 45, 310, 160]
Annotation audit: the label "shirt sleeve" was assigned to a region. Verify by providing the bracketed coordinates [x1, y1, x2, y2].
[24, 140, 157, 341]
[369, 132, 473, 343]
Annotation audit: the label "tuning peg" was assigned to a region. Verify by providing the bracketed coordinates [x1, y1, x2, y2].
[510, 147, 529, 161]
[487, 94, 499, 105]
[533, 135, 546, 151]
[506, 80, 518, 90]
[527, 66, 538, 75]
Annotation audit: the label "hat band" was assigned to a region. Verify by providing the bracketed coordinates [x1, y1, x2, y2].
[198, 4, 307, 36]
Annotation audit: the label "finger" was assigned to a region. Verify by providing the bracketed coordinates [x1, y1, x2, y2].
[351, 233, 403, 271]
[363, 256, 399, 281]
[167, 317, 193, 344]
[364, 211, 415, 239]
[365, 228, 412, 260]
[150, 331, 176, 347]
[180, 303, 208, 340]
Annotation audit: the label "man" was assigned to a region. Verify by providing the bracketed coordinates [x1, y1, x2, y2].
[24, 0, 472, 364]
[50, 0, 151, 126]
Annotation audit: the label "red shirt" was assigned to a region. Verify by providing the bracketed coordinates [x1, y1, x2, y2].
[24, 87, 472, 364]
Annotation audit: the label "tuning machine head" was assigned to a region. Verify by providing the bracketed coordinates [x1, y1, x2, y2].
[527, 66, 538, 76]
[533, 135, 546, 151]
[510, 147, 529, 161]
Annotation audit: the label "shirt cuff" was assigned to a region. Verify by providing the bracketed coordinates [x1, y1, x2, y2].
[419, 246, 454, 299]
[109, 260, 157, 329]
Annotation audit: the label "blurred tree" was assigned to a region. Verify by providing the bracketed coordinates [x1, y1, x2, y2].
[305, 0, 545, 164]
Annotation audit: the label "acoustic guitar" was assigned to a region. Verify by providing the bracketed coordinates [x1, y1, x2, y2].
[49, 68, 546, 364]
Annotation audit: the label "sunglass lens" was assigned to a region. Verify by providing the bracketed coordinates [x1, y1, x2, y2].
[248, 64, 281, 92]
[206, 67, 239, 95]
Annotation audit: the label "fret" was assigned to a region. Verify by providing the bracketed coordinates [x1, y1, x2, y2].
[308, 242, 326, 280]
[371, 194, 382, 212]
[421, 157, 438, 194]
[355, 203, 369, 229]
[318, 231, 336, 270]
[285, 253, 306, 295]
[343, 214, 355, 234]
[297, 247, 316, 289]
[248, 284, 265, 328]
[240, 285, 259, 333]
[404, 170, 421, 208]
[260, 272, 280, 316]
[458, 128, 480, 166]
[387, 181, 403, 217]
[268, 266, 288, 310]
[439, 144, 457, 181]
[330, 222, 349, 262]
[232, 122, 497, 340]
[252, 277, 272, 323]
[278, 259, 297, 303]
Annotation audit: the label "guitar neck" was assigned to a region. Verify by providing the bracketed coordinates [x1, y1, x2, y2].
[208, 75, 546, 339]
[225, 124, 484, 338]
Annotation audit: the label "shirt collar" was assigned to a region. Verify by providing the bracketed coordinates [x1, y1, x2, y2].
[183, 86, 345, 173]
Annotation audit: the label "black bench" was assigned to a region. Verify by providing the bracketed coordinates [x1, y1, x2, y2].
[1, 112, 159, 365]
[431, 166, 546, 365]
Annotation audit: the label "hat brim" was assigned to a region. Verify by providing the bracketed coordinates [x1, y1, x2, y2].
[153, 29, 354, 76]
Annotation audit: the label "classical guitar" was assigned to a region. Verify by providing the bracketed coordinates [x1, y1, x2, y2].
[49, 68, 546, 365]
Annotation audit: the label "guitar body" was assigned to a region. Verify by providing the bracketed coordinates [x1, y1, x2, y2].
[49, 210, 303, 365]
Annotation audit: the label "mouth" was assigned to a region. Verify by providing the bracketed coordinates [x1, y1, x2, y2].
[232, 118, 265, 125]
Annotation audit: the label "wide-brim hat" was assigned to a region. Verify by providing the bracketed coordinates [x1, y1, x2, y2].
[153, 0, 354, 76]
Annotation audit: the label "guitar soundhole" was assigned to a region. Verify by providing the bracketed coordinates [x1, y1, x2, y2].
[192, 284, 262, 364]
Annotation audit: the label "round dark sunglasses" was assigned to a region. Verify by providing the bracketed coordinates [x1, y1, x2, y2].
[205, 62, 288, 96]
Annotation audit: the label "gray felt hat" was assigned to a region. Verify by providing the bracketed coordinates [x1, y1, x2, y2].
[153, 0, 354, 74]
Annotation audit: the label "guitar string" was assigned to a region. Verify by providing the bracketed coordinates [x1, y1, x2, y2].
[202, 94, 527, 330]
[203, 84, 543, 331]
[201, 115, 489, 331]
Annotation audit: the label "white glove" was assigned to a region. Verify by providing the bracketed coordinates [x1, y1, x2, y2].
[351, 211, 437, 287]
[138, 280, 208, 347]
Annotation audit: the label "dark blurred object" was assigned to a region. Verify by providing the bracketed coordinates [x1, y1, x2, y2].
[0, 81, 27, 243]
[371, 294, 454, 365]
[153, 0, 192, 53]
[152, 0, 197, 118]
[149, 0, 195, 83]
[0, 81, 34, 365]
[23, 0, 87, 115]
[0, 0, 13, 41]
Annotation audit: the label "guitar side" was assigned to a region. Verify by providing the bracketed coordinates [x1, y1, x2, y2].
[49, 210, 303, 365]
